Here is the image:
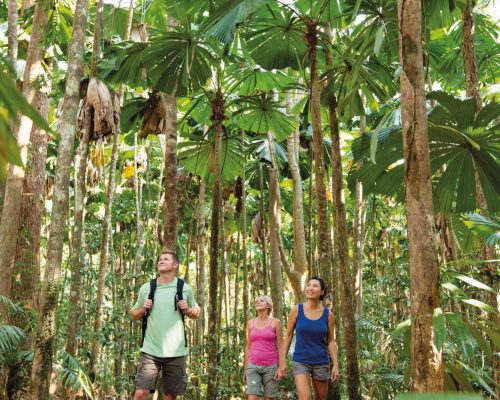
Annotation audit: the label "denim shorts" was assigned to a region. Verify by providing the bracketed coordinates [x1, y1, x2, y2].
[246, 363, 279, 397]
[292, 361, 330, 381]
[135, 352, 187, 395]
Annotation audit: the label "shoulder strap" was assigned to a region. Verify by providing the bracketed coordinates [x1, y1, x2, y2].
[141, 278, 157, 347]
[174, 278, 187, 347]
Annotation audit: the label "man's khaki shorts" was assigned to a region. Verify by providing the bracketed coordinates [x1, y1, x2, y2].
[135, 352, 187, 395]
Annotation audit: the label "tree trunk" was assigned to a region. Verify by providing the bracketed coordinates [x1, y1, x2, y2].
[241, 130, 249, 358]
[64, 103, 91, 360]
[461, 2, 499, 392]
[398, 0, 444, 391]
[162, 16, 179, 251]
[285, 91, 307, 303]
[11, 90, 49, 312]
[267, 131, 284, 320]
[133, 131, 143, 273]
[352, 98, 366, 317]
[206, 89, 224, 400]
[329, 95, 361, 400]
[462, 0, 481, 115]
[0, 0, 49, 300]
[7, 0, 17, 63]
[26, 0, 89, 396]
[258, 162, 269, 292]
[89, 123, 120, 381]
[305, 19, 333, 293]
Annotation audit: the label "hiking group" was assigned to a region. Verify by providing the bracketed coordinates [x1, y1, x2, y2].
[131, 250, 339, 400]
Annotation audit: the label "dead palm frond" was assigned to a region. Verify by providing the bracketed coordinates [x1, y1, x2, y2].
[140, 92, 167, 138]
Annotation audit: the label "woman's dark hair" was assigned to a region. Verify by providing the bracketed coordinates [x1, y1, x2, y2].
[308, 276, 327, 300]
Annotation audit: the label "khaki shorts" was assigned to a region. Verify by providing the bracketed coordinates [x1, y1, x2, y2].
[292, 361, 330, 381]
[135, 352, 187, 395]
[246, 363, 279, 398]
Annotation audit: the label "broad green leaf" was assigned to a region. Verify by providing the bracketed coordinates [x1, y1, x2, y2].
[441, 282, 466, 296]
[374, 24, 385, 57]
[445, 312, 475, 362]
[392, 318, 411, 339]
[481, 324, 500, 348]
[457, 361, 496, 398]
[433, 308, 446, 351]
[455, 274, 495, 292]
[446, 363, 475, 392]
[460, 298, 497, 313]
[465, 322, 492, 362]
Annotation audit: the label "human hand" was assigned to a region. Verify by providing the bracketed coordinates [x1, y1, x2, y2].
[143, 299, 153, 311]
[177, 299, 189, 314]
[331, 364, 339, 381]
[275, 366, 287, 381]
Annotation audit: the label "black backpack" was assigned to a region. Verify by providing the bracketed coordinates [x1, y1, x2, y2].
[140, 277, 187, 347]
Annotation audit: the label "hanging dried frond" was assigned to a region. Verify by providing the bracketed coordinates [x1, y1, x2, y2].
[77, 77, 121, 142]
[251, 212, 264, 244]
[140, 92, 167, 138]
[131, 23, 149, 43]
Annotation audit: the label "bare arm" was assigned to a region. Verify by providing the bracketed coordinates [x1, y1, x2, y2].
[328, 311, 339, 381]
[243, 320, 252, 383]
[130, 298, 152, 321]
[177, 300, 200, 319]
[274, 319, 285, 379]
[281, 305, 298, 373]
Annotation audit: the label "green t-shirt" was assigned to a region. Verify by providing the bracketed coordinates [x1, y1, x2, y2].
[133, 277, 198, 357]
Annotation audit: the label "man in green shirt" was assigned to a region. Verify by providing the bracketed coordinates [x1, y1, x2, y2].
[131, 250, 200, 400]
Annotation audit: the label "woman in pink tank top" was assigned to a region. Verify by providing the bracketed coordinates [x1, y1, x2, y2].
[244, 295, 285, 399]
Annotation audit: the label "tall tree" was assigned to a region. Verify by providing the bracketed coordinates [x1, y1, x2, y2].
[267, 131, 284, 320]
[162, 16, 179, 251]
[26, 0, 90, 396]
[398, 0, 443, 391]
[206, 88, 224, 399]
[461, 1, 499, 393]
[0, 0, 49, 300]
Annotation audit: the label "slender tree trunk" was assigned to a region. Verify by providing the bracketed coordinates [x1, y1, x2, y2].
[196, 179, 206, 345]
[352, 99, 366, 317]
[206, 89, 224, 400]
[241, 130, 249, 357]
[89, 122, 120, 380]
[462, 0, 481, 115]
[461, 2, 499, 392]
[162, 15, 179, 251]
[329, 95, 361, 400]
[285, 91, 307, 303]
[133, 131, 143, 272]
[7, 0, 17, 63]
[65, 104, 91, 360]
[267, 131, 284, 320]
[258, 163, 269, 291]
[398, 0, 444, 391]
[11, 91, 49, 313]
[305, 18, 333, 295]
[0, 0, 49, 300]
[26, 0, 90, 396]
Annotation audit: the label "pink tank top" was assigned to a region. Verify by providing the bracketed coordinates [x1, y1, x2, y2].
[248, 318, 279, 366]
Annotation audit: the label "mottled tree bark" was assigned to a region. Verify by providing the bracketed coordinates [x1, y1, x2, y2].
[462, 0, 481, 115]
[26, 0, 90, 396]
[267, 131, 284, 319]
[206, 90, 224, 400]
[11, 91, 49, 312]
[305, 18, 333, 293]
[285, 91, 307, 303]
[461, 1, 499, 393]
[329, 95, 361, 400]
[162, 16, 179, 251]
[7, 0, 17, 63]
[398, 0, 444, 391]
[0, 0, 49, 300]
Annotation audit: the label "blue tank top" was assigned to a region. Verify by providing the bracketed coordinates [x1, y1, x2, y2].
[293, 303, 330, 365]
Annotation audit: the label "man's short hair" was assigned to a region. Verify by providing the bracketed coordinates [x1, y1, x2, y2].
[160, 249, 179, 265]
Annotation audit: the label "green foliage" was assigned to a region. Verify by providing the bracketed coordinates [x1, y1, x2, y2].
[461, 213, 500, 245]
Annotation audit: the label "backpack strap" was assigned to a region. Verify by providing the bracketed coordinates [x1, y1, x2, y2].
[141, 278, 157, 347]
[174, 278, 187, 347]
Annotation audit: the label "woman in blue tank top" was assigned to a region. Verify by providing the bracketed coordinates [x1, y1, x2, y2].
[282, 277, 339, 400]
